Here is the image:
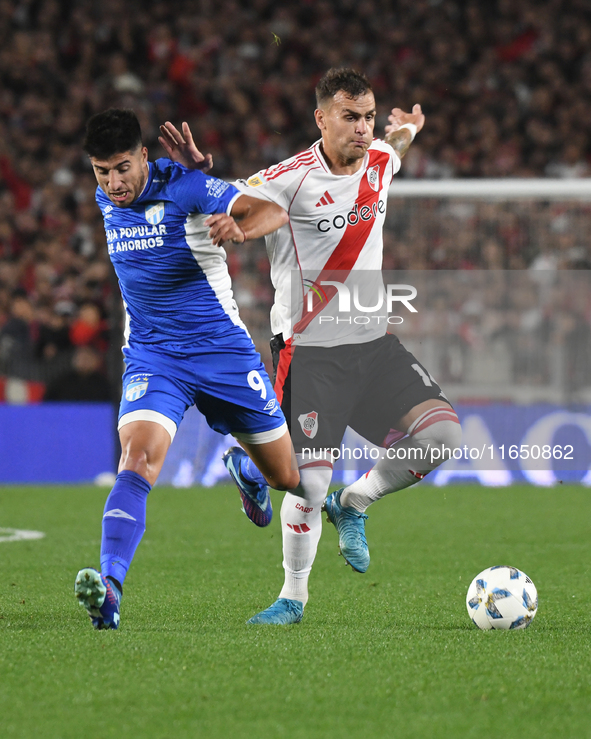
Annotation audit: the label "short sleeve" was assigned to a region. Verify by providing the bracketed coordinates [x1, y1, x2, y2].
[160, 161, 240, 215]
[233, 164, 303, 211]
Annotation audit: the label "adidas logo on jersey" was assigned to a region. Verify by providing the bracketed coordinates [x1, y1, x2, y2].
[315, 191, 334, 207]
[286, 523, 311, 533]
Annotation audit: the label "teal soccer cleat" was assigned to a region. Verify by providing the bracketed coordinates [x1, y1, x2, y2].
[247, 598, 304, 625]
[223, 446, 272, 527]
[323, 488, 370, 573]
[75, 567, 122, 630]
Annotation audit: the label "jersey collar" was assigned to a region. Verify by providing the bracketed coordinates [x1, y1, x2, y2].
[134, 161, 155, 204]
[315, 139, 371, 176]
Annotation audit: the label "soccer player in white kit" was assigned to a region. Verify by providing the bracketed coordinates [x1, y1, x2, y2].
[161, 68, 463, 625]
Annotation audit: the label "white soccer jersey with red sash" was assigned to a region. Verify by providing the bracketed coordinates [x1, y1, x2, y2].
[235, 138, 401, 347]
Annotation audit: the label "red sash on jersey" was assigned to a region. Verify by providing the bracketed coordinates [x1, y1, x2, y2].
[292, 148, 391, 335]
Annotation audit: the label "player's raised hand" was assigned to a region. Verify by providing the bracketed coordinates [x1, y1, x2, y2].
[384, 104, 425, 137]
[205, 213, 246, 246]
[159, 121, 213, 172]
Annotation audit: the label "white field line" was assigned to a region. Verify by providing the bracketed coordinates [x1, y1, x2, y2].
[0, 528, 45, 543]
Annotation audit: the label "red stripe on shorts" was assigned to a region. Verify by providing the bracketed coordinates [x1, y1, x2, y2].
[274, 337, 293, 405]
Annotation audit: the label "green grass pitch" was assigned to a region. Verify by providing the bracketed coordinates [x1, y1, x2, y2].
[1, 483, 590, 739]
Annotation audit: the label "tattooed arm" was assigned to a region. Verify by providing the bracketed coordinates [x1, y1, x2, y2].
[384, 104, 425, 159]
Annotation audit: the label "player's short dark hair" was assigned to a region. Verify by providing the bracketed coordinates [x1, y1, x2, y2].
[315, 68, 373, 107]
[83, 108, 143, 159]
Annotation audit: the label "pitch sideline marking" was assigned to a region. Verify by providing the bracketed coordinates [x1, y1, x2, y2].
[0, 528, 45, 543]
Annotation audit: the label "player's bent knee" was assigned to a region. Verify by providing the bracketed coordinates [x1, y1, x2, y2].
[427, 426, 462, 467]
[239, 424, 299, 490]
[118, 420, 172, 485]
[428, 416, 462, 451]
[285, 469, 301, 490]
[118, 448, 165, 486]
[268, 468, 300, 491]
[119, 448, 150, 478]
[412, 409, 463, 469]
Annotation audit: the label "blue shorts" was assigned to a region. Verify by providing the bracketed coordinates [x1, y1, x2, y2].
[118, 340, 287, 443]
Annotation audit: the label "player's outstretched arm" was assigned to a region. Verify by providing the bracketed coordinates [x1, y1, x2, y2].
[384, 104, 425, 159]
[205, 195, 288, 246]
[159, 121, 213, 172]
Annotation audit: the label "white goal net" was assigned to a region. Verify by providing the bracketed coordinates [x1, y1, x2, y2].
[384, 179, 591, 405]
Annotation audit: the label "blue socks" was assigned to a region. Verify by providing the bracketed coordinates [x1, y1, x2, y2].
[100, 470, 151, 585]
[239, 455, 268, 487]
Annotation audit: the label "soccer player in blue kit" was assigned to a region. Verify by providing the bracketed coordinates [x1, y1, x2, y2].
[74, 109, 299, 630]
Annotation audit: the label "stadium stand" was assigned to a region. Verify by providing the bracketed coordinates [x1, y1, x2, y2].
[0, 0, 590, 395]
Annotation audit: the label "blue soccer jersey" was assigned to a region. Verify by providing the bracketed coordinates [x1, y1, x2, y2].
[97, 158, 247, 350]
[95, 158, 286, 441]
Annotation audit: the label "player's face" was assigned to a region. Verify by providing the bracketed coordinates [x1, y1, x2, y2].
[90, 146, 149, 207]
[315, 91, 376, 163]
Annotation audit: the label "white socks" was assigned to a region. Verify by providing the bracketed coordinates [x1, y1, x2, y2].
[277, 407, 462, 607]
[278, 454, 332, 606]
[341, 406, 462, 512]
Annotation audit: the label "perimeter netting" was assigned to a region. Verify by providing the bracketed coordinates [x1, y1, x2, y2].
[384, 179, 591, 404]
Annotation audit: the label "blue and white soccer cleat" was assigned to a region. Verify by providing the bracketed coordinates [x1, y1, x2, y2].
[75, 567, 122, 630]
[323, 488, 370, 573]
[223, 446, 273, 527]
[247, 598, 304, 625]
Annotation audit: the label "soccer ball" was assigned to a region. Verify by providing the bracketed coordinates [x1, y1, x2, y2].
[466, 565, 538, 630]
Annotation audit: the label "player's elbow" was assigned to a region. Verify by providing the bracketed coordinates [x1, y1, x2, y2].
[264, 203, 288, 231]
[277, 207, 289, 228]
[260, 203, 288, 236]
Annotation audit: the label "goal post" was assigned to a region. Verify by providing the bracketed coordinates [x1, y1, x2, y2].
[388, 178, 591, 199]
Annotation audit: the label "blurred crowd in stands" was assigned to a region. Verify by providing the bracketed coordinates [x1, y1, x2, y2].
[395, 269, 591, 401]
[0, 0, 590, 398]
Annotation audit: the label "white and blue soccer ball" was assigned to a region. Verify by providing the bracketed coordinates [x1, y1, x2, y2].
[466, 565, 538, 630]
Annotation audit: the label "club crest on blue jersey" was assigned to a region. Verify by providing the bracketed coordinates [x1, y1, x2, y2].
[145, 202, 165, 225]
[125, 373, 151, 402]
